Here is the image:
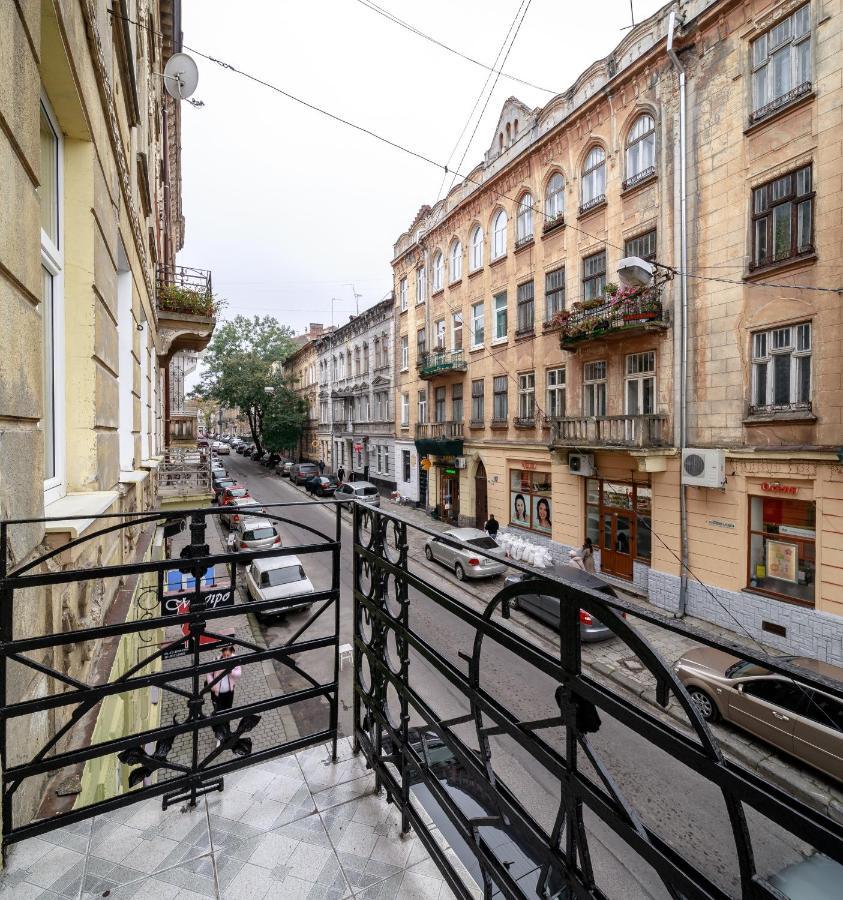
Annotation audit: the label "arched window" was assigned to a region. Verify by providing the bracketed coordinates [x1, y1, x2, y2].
[581, 146, 606, 208]
[470, 225, 484, 270]
[450, 239, 462, 282]
[491, 209, 507, 259]
[625, 114, 656, 184]
[516, 194, 533, 244]
[546, 172, 565, 222]
[506, 123, 511, 146]
[432, 251, 443, 292]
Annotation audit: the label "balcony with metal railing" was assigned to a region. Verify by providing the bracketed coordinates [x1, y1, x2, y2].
[549, 413, 669, 449]
[414, 420, 464, 455]
[553, 287, 668, 350]
[158, 446, 213, 502]
[417, 348, 468, 380]
[156, 264, 218, 357]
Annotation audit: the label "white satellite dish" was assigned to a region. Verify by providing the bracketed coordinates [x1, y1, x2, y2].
[163, 53, 199, 101]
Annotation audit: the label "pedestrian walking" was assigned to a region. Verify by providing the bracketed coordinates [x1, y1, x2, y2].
[207, 644, 241, 744]
[318, 459, 325, 475]
[337, 465, 345, 483]
[484, 514, 499, 539]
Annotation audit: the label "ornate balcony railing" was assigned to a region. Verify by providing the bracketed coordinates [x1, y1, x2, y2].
[623, 165, 656, 191]
[579, 194, 606, 215]
[750, 80, 812, 125]
[550, 413, 668, 448]
[418, 349, 468, 379]
[415, 421, 464, 440]
[554, 288, 667, 349]
[156, 265, 217, 317]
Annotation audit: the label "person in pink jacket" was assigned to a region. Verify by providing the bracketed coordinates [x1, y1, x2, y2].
[207, 644, 242, 716]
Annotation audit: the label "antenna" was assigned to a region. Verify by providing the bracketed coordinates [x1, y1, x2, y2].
[163, 53, 200, 100]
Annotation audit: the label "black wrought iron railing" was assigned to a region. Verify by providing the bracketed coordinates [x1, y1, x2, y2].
[579, 194, 606, 215]
[750, 81, 812, 125]
[623, 165, 657, 191]
[417, 349, 468, 379]
[156, 265, 215, 317]
[557, 289, 666, 348]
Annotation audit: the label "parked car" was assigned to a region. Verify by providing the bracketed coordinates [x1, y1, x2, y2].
[504, 567, 619, 641]
[220, 485, 252, 506]
[245, 555, 314, 622]
[250, 448, 263, 460]
[278, 461, 294, 477]
[424, 527, 506, 581]
[211, 465, 227, 481]
[230, 517, 282, 553]
[674, 648, 843, 783]
[212, 478, 237, 502]
[221, 497, 265, 529]
[236, 443, 250, 455]
[334, 481, 381, 508]
[212, 441, 230, 455]
[261, 452, 281, 468]
[290, 462, 320, 485]
[305, 474, 338, 497]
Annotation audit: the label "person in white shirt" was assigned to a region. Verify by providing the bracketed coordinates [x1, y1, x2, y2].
[207, 644, 242, 716]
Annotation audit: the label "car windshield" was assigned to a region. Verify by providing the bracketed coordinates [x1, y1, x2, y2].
[227, 488, 248, 498]
[467, 537, 498, 550]
[244, 528, 275, 541]
[726, 660, 770, 679]
[263, 566, 305, 586]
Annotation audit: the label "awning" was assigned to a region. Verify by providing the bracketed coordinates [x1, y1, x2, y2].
[414, 439, 464, 457]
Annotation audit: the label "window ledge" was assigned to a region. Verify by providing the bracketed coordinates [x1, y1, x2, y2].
[490, 255, 507, 268]
[468, 267, 483, 278]
[741, 587, 814, 610]
[744, 86, 815, 135]
[621, 171, 657, 197]
[400, 367, 409, 373]
[743, 410, 817, 425]
[491, 337, 508, 347]
[448, 278, 462, 289]
[119, 469, 150, 485]
[490, 419, 509, 430]
[542, 217, 565, 236]
[399, 307, 408, 315]
[745, 252, 817, 282]
[469, 345, 485, 353]
[44, 491, 121, 540]
[578, 198, 607, 218]
[140, 458, 161, 470]
[468, 420, 485, 429]
[514, 238, 534, 253]
[416, 300, 426, 306]
[431, 288, 444, 298]
[515, 327, 535, 340]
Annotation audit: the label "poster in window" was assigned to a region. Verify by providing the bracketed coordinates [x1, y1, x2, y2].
[533, 496, 552, 533]
[766, 540, 798, 583]
[511, 492, 530, 527]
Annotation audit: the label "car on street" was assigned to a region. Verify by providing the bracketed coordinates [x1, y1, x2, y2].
[504, 567, 619, 642]
[212, 441, 230, 455]
[230, 516, 282, 553]
[211, 465, 227, 480]
[261, 452, 281, 468]
[290, 462, 320, 485]
[236, 443, 250, 455]
[305, 474, 338, 497]
[220, 485, 252, 506]
[423, 528, 506, 581]
[674, 647, 843, 782]
[334, 481, 381, 508]
[245, 555, 314, 622]
[277, 460, 294, 477]
[250, 448, 263, 460]
[221, 497, 265, 529]
[212, 478, 237, 502]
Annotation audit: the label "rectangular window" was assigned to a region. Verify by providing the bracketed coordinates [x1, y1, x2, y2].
[516, 281, 534, 334]
[547, 367, 566, 418]
[401, 335, 409, 370]
[518, 372, 535, 421]
[434, 386, 446, 422]
[751, 5, 811, 121]
[493, 292, 508, 340]
[751, 165, 813, 268]
[471, 379, 485, 423]
[42, 267, 56, 480]
[383, 447, 390, 475]
[376, 445, 383, 473]
[417, 327, 426, 359]
[748, 495, 815, 605]
[401, 392, 409, 426]
[583, 252, 606, 301]
[471, 301, 485, 347]
[452, 382, 463, 421]
[493, 375, 508, 422]
[452, 312, 463, 350]
[402, 450, 411, 483]
[418, 390, 427, 423]
[416, 266, 426, 304]
[545, 267, 565, 322]
[625, 351, 656, 416]
[583, 360, 607, 417]
[434, 319, 445, 350]
[509, 469, 552, 534]
[40, 104, 60, 247]
[624, 230, 657, 261]
[399, 276, 408, 311]
[751, 322, 811, 411]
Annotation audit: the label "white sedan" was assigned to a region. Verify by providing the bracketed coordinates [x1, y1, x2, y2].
[245, 555, 314, 622]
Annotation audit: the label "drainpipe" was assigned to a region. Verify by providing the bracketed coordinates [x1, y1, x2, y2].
[667, 9, 690, 617]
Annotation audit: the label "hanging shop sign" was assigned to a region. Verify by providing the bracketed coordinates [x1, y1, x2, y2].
[162, 587, 235, 617]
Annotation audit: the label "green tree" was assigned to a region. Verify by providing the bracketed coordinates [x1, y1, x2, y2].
[192, 315, 305, 454]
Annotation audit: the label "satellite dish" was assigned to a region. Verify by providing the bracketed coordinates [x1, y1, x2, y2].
[163, 53, 199, 101]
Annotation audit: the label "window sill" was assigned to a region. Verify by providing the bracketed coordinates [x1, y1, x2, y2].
[448, 278, 462, 289]
[399, 307, 408, 315]
[400, 367, 409, 373]
[490, 255, 507, 268]
[621, 171, 657, 198]
[745, 252, 817, 282]
[468, 420, 485, 429]
[431, 288, 444, 298]
[744, 86, 815, 135]
[416, 300, 426, 306]
[469, 344, 485, 353]
[491, 337, 508, 347]
[490, 419, 509, 430]
[743, 409, 817, 426]
[468, 267, 483, 279]
[513, 418, 536, 428]
[578, 198, 607, 219]
[741, 587, 814, 610]
[514, 238, 534, 253]
[44, 490, 121, 541]
[515, 327, 535, 340]
[542, 217, 565, 236]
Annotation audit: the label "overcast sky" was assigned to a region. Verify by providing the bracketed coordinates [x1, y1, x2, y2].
[179, 0, 668, 345]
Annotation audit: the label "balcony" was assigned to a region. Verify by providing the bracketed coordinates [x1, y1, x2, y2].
[554, 287, 668, 350]
[415, 420, 463, 456]
[352, 420, 395, 435]
[156, 265, 218, 357]
[158, 447, 213, 502]
[549, 413, 668, 449]
[417, 348, 468, 380]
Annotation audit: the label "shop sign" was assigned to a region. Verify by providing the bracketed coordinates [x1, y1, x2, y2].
[761, 482, 798, 496]
[521, 462, 538, 470]
[707, 519, 736, 530]
[162, 587, 235, 617]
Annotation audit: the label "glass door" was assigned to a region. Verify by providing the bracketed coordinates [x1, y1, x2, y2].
[600, 510, 634, 579]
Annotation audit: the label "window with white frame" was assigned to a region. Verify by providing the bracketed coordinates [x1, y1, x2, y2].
[518, 372, 535, 421]
[434, 319, 445, 350]
[374, 339, 381, 369]
[376, 445, 383, 473]
[471, 301, 485, 347]
[399, 276, 408, 311]
[417, 327, 426, 359]
[40, 96, 64, 502]
[581, 146, 606, 209]
[418, 389, 427, 424]
[432, 251, 443, 292]
[625, 351, 656, 416]
[416, 266, 426, 304]
[452, 312, 463, 350]
[400, 335, 409, 370]
[751, 5, 811, 122]
[546, 367, 566, 418]
[471, 379, 484, 422]
[383, 447, 390, 475]
[516, 194, 533, 244]
[751, 323, 811, 412]
[470, 225, 484, 270]
[582, 251, 606, 301]
[546, 173, 565, 222]
[401, 392, 409, 426]
[491, 209, 507, 259]
[545, 268, 565, 321]
[493, 292, 508, 341]
[583, 361, 607, 417]
[625, 114, 656, 185]
[450, 239, 462, 282]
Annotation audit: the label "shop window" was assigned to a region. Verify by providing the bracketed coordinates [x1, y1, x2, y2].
[751, 323, 811, 413]
[749, 495, 815, 605]
[510, 469, 553, 534]
[751, 165, 813, 269]
[585, 479, 652, 563]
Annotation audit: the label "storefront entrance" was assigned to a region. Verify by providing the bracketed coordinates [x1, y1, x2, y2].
[475, 460, 488, 528]
[601, 510, 634, 579]
[440, 470, 460, 524]
[586, 478, 651, 581]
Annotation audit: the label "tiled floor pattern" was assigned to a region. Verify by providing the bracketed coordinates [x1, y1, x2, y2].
[0, 739, 475, 899]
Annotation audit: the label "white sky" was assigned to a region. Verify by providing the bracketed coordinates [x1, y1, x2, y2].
[179, 0, 668, 344]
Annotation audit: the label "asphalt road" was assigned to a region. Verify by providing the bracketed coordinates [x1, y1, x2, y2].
[220, 453, 811, 898]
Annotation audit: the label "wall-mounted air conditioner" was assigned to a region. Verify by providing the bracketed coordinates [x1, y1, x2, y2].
[455, 457, 467, 469]
[568, 453, 595, 477]
[681, 449, 726, 488]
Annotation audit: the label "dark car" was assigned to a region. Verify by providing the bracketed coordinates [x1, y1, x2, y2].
[290, 462, 320, 485]
[250, 448, 263, 460]
[236, 443, 250, 455]
[305, 474, 338, 497]
[504, 566, 620, 642]
[261, 452, 281, 468]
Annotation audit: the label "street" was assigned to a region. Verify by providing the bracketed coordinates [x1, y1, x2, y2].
[220, 453, 813, 897]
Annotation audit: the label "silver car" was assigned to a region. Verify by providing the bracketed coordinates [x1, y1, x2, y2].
[221, 497, 265, 529]
[335, 481, 381, 508]
[231, 517, 282, 553]
[424, 528, 507, 581]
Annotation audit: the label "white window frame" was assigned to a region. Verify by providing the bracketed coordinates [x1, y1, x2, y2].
[418, 390, 427, 424]
[581, 146, 606, 206]
[546, 368, 566, 418]
[518, 372, 535, 420]
[624, 351, 657, 416]
[400, 335, 409, 371]
[399, 276, 408, 311]
[471, 301, 485, 348]
[432, 251, 443, 292]
[751, 323, 812, 410]
[401, 393, 410, 426]
[625, 114, 656, 181]
[583, 360, 607, 418]
[751, 5, 811, 117]
[450, 239, 462, 282]
[434, 319, 446, 350]
[416, 266, 426, 304]
[516, 194, 533, 243]
[117, 242, 135, 472]
[491, 209, 508, 259]
[546, 172, 565, 221]
[493, 292, 508, 342]
[470, 225, 484, 271]
[40, 94, 65, 505]
[451, 312, 463, 351]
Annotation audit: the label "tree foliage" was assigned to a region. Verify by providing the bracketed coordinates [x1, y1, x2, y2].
[191, 315, 305, 454]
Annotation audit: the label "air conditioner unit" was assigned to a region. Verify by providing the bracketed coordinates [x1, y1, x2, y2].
[568, 453, 595, 477]
[682, 449, 726, 488]
[455, 457, 467, 469]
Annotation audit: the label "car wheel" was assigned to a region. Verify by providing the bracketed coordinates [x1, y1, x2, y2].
[454, 563, 465, 581]
[688, 688, 718, 723]
[510, 595, 520, 610]
[424, 545, 433, 561]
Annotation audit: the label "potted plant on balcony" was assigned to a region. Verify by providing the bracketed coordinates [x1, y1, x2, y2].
[159, 284, 223, 317]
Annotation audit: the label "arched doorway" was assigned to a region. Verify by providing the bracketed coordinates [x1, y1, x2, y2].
[474, 459, 488, 528]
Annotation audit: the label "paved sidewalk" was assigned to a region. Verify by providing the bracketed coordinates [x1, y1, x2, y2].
[0, 739, 474, 899]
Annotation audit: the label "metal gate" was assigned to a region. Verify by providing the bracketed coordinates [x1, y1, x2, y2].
[0, 501, 341, 851]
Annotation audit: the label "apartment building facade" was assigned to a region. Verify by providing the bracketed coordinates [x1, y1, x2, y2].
[393, 0, 843, 662]
[285, 330, 322, 460]
[316, 298, 396, 492]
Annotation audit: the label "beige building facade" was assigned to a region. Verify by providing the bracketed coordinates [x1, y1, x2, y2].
[393, 0, 843, 662]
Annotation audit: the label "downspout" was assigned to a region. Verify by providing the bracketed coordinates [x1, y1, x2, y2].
[667, 9, 690, 617]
